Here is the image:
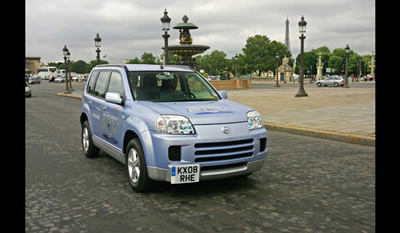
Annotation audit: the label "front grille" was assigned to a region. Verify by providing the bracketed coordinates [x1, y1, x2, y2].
[194, 139, 254, 162]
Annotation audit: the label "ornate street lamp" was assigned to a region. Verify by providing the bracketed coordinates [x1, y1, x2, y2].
[94, 33, 101, 65]
[235, 54, 238, 77]
[275, 53, 280, 87]
[344, 44, 350, 88]
[295, 16, 308, 97]
[161, 9, 171, 65]
[62, 45, 71, 94]
[66, 51, 74, 91]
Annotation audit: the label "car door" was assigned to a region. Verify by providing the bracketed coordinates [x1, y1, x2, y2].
[84, 70, 99, 130]
[101, 71, 125, 151]
[90, 70, 111, 139]
[325, 77, 334, 86]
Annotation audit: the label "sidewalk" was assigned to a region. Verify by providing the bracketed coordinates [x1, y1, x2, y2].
[57, 81, 375, 146]
[228, 82, 375, 146]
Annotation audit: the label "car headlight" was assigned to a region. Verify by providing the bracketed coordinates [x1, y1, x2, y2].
[156, 115, 195, 135]
[247, 111, 263, 130]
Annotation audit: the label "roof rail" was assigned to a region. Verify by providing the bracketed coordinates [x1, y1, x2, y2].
[96, 64, 126, 68]
[163, 65, 193, 70]
[96, 64, 129, 74]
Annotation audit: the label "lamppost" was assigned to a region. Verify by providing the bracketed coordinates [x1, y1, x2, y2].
[66, 51, 74, 91]
[161, 9, 171, 65]
[275, 53, 280, 87]
[235, 54, 238, 77]
[295, 16, 308, 97]
[62, 45, 71, 94]
[94, 33, 101, 65]
[344, 44, 350, 88]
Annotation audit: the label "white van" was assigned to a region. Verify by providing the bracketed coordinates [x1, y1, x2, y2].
[37, 67, 57, 80]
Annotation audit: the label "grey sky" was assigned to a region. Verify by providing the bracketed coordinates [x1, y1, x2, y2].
[26, 0, 375, 64]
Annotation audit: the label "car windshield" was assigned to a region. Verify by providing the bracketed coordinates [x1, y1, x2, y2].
[127, 71, 221, 102]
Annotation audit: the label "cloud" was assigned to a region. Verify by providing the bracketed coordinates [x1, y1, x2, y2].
[25, 0, 375, 64]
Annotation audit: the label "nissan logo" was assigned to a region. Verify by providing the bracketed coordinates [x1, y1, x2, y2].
[222, 126, 230, 134]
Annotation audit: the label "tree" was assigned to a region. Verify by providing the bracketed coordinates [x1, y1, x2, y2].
[242, 35, 291, 77]
[295, 51, 318, 77]
[126, 57, 141, 64]
[141, 52, 156, 64]
[89, 59, 109, 68]
[242, 35, 270, 77]
[70, 60, 91, 74]
[196, 50, 228, 75]
[327, 48, 360, 75]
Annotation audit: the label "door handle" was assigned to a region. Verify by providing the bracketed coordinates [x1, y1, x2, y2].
[87, 100, 92, 104]
[101, 105, 107, 111]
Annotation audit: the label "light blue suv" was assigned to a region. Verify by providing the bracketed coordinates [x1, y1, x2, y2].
[80, 64, 267, 192]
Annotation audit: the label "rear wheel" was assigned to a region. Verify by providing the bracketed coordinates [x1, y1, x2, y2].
[81, 121, 99, 158]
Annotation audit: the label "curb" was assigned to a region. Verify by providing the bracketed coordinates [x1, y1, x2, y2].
[264, 122, 375, 147]
[55, 92, 375, 147]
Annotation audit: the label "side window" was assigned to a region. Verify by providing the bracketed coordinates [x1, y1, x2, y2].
[108, 72, 124, 98]
[86, 70, 99, 95]
[94, 71, 111, 98]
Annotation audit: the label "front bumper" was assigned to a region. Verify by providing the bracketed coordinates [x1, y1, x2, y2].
[148, 158, 265, 182]
[140, 122, 267, 182]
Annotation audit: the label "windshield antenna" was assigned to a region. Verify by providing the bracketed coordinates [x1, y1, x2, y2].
[156, 56, 164, 69]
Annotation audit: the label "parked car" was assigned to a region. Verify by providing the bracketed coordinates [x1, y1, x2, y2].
[207, 76, 220, 80]
[25, 81, 32, 97]
[80, 64, 268, 192]
[316, 76, 344, 87]
[360, 76, 373, 81]
[72, 75, 85, 82]
[28, 76, 41, 84]
[54, 76, 65, 83]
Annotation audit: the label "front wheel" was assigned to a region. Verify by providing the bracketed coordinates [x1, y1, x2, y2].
[317, 82, 322, 87]
[126, 138, 153, 192]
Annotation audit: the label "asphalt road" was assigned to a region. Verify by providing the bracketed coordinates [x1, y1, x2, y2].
[26, 82, 375, 232]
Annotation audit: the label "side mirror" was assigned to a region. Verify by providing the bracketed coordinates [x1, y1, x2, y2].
[105, 92, 123, 105]
[218, 90, 228, 99]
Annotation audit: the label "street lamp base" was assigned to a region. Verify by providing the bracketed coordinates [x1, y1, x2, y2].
[64, 90, 72, 94]
[295, 89, 308, 97]
[275, 84, 280, 87]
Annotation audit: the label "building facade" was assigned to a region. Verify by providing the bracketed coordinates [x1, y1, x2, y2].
[25, 57, 41, 74]
[277, 56, 293, 83]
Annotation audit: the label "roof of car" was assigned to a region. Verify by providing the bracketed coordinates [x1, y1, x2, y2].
[95, 64, 194, 72]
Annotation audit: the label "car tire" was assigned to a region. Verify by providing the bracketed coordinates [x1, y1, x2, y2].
[81, 121, 99, 158]
[317, 82, 322, 87]
[125, 138, 153, 192]
[334, 82, 339, 87]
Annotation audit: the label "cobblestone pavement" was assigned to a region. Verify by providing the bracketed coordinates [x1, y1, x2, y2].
[26, 82, 375, 232]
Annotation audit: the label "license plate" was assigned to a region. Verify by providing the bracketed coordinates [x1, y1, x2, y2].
[169, 164, 200, 184]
